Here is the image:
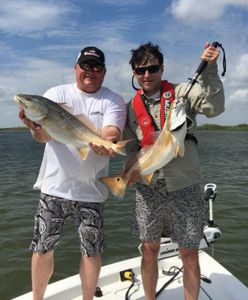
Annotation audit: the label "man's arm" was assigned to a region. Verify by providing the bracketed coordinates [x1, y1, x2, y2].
[183, 43, 225, 117]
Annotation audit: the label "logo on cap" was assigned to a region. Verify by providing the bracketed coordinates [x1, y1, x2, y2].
[84, 50, 100, 58]
[77, 46, 105, 65]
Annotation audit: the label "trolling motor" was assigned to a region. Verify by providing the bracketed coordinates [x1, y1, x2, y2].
[204, 183, 218, 227]
[203, 183, 222, 257]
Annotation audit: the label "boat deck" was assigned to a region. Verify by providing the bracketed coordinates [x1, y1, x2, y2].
[13, 250, 248, 300]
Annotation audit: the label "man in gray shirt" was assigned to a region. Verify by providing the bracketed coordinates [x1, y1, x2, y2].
[124, 42, 225, 300]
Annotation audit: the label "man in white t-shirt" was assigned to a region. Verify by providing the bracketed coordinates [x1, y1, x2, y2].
[19, 46, 126, 300]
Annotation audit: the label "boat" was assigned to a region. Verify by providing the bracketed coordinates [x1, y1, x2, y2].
[12, 184, 248, 300]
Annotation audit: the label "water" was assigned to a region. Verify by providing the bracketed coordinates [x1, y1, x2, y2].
[0, 130, 247, 299]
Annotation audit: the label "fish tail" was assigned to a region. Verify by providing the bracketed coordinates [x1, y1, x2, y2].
[100, 176, 127, 198]
[112, 139, 133, 156]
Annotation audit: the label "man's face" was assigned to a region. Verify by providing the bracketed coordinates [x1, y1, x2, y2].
[74, 61, 106, 93]
[134, 57, 163, 96]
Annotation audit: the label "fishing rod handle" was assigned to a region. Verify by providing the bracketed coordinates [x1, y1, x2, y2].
[195, 41, 221, 75]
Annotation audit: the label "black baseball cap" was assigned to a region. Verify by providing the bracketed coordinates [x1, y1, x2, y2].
[76, 46, 105, 66]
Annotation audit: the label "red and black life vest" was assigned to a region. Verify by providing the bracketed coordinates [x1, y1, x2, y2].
[132, 80, 175, 147]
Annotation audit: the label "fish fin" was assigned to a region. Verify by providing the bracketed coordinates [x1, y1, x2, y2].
[100, 176, 127, 198]
[176, 143, 185, 157]
[112, 139, 133, 156]
[142, 173, 154, 185]
[77, 147, 90, 160]
[76, 114, 102, 136]
[164, 131, 174, 147]
[60, 104, 73, 114]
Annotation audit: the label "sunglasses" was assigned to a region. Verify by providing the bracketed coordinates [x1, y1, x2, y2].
[79, 62, 104, 72]
[134, 65, 160, 75]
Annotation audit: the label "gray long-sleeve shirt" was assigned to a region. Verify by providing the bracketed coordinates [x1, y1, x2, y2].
[123, 63, 225, 192]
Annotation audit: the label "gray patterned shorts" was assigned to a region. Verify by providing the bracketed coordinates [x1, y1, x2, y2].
[132, 182, 204, 248]
[30, 193, 104, 256]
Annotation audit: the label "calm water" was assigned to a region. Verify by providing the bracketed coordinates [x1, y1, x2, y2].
[0, 130, 247, 299]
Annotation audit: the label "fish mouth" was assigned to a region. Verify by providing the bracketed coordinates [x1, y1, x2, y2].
[14, 95, 26, 109]
[15, 94, 24, 103]
[14, 95, 20, 102]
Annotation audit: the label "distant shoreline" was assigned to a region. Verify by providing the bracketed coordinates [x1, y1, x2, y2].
[0, 127, 30, 132]
[196, 124, 248, 131]
[1, 124, 248, 132]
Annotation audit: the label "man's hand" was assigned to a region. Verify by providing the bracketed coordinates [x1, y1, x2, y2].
[19, 109, 52, 143]
[122, 169, 141, 187]
[19, 109, 41, 131]
[91, 125, 121, 157]
[201, 42, 220, 64]
[90, 143, 115, 157]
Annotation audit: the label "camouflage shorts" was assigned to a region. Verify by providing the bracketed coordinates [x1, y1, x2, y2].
[30, 193, 104, 256]
[132, 182, 204, 248]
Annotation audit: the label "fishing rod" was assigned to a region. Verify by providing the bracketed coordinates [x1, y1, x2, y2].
[182, 41, 226, 99]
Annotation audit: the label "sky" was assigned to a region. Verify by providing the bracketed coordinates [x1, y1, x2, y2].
[0, 0, 248, 128]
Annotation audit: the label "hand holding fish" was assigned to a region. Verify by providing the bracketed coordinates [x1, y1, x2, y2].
[201, 42, 220, 64]
[15, 94, 130, 159]
[19, 109, 41, 130]
[120, 168, 141, 187]
[90, 144, 112, 156]
[100, 101, 188, 198]
[90, 125, 122, 157]
[19, 109, 52, 143]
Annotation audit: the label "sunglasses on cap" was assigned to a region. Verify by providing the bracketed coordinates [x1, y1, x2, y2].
[134, 65, 160, 75]
[79, 62, 104, 72]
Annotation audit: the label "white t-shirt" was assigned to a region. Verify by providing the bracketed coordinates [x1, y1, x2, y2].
[34, 83, 126, 202]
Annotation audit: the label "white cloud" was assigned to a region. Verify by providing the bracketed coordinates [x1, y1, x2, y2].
[170, 0, 248, 23]
[0, 56, 74, 128]
[0, 1, 72, 35]
[0, 0, 248, 127]
[229, 53, 248, 86]
[229, 89, 248, 105]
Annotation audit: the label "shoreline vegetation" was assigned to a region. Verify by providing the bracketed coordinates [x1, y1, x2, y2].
[1, 124, 248, 132]
[196, 123, 248, 131]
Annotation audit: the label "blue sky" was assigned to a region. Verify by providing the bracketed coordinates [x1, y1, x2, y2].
[1, 0, 248, 128]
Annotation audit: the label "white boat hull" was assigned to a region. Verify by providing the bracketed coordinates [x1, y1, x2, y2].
[12, 184, 248, 300]
[12, 250, 248, 300]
